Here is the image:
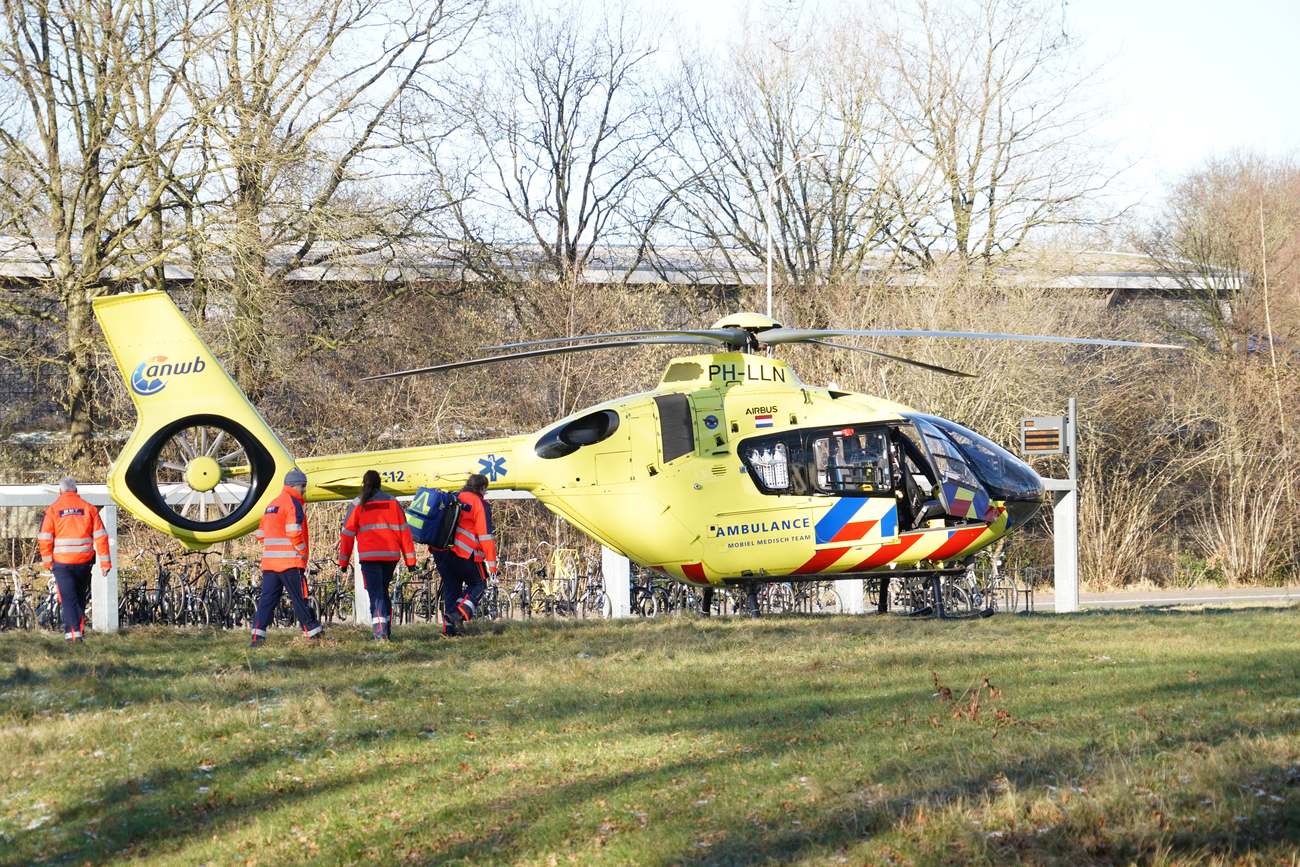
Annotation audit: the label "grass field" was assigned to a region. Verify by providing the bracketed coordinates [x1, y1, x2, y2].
[2, 609, 1298, 866]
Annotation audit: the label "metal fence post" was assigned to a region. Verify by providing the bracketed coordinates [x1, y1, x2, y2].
[602, 547, 631, 618]
[95, 504, 120, 633]
[836, 578, 864, 614]
[352, 549, 368, 626]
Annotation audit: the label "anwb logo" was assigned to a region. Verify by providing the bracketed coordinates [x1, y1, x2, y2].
[130, 355, 207, 396]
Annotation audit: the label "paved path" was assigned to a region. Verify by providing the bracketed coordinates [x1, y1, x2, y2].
[1031, 586, 1300, 612]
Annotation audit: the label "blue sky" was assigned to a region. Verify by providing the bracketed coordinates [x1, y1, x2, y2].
[1065, 0, 1300, 208]
[654, 0, 1300, 214]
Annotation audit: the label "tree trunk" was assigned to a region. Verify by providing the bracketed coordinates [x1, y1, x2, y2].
[229, 165, 269, 395]
[63, 278, 95, 461]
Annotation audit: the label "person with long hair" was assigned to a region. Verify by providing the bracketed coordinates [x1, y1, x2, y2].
[337, 469, 416, 640]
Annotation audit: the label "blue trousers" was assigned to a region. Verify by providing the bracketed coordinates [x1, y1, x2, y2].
[53, 562, 92, 638]
[251, 568, 321, 637]
[433, 551, 485, 630]
[361, 560, 395, 636]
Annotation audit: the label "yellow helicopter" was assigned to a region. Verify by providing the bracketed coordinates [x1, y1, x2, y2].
[92, 292, 1179, 611]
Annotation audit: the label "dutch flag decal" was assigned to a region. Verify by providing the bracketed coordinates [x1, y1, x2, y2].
[754, 413, 774, 428]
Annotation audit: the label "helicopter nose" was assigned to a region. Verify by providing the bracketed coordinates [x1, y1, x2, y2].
[996, 456, 1045, 529]
[1003, 496, 1043, 530]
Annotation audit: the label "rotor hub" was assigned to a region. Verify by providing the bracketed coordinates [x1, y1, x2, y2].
[710, 312, 782, 331]
[185, 455, 222, 492]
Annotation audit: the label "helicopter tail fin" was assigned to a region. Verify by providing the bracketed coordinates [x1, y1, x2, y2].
[93, 291, 296, 547]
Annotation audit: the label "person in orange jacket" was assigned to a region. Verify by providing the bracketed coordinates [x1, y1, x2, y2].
[250, 467, 322, 646]
[38, 478, 111, 642]
[433, 472, 497, 636]
[337, 469, 416, 640]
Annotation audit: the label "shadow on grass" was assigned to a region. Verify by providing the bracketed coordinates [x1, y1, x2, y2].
[4, 609, 1298, 864]
[21, 742, 391, 866]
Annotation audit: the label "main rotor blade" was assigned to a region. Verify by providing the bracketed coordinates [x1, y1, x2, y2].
[808, 340, 976, 378]
[484, 328, 748, 351]
[361, 336, 725, 381]
[760, 327, 1185, 351]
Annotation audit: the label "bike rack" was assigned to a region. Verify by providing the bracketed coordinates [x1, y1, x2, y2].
[0, 483, 244, 633]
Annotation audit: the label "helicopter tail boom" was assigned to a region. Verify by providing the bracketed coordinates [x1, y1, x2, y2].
[298, 435, 533, 501]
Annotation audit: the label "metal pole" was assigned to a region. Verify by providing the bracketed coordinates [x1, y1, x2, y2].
[1054, 397, 1080, 613]
[96, 504, 120, 633]
[763, 152, 825, 321]
[602, 547, 631, 618]
[836, 577, 864, 614]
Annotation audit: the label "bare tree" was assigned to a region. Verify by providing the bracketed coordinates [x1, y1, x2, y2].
[433, 0, 674, 284]
[1140, 153, 1300, 352]
[0, 0, 211, 458]
[875, 0, 1113, 266]
[184, 0, 485, 392]
[655, 18, 911, 290]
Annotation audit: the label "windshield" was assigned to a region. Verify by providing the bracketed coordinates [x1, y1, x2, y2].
[911, 415, 1043, 502]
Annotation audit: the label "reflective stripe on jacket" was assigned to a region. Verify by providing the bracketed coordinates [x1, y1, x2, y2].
[39, 492, 111, 570]
[255, 486, 309, 571]
[451, 490, 497, 574]
[337, 492, 416, 568]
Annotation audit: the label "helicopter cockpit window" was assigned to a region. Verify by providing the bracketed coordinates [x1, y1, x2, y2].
[811, 429, 894, 494]
[913, 418, 982, 490]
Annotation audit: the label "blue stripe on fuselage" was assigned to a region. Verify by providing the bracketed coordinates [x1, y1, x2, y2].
[880, 504, 897, 538]
[815, 497, 868, 544]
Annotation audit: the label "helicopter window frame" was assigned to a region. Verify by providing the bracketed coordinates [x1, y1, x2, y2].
[808, 427, 896, 495]
[738, 431, 804, 494]
[739, 423, 898, 497]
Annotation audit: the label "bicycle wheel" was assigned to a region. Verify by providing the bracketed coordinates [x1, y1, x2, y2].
[767, 583, 795, 615]
[7, 599, 35, 630]
[189, 596, 213, 627]
[415, 588, 439, 623]
[939, 583, 976, 619]
[36, 596, 61, 631]
[818, 587, 843, 614]
[582, 591, 611, 619]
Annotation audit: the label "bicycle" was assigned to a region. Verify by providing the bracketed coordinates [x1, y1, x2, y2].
[33, 574, 61, 631]
[0, 567, 36, 630]
[576, 571, 611, 619]
[502, 558, 539, 618]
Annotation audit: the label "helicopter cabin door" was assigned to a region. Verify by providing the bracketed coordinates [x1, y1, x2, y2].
[688, 392, 728, 457]
[911, 417, 994, 524]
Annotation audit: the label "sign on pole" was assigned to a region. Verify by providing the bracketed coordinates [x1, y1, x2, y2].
[1020, 416, 1067, 455]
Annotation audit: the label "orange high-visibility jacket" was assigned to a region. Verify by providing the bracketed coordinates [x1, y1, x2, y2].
[39, 492, 111, 571]
[451, 490, 497, 574]
[254, 486, 309, 572]
[337, 493, 416, 568]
